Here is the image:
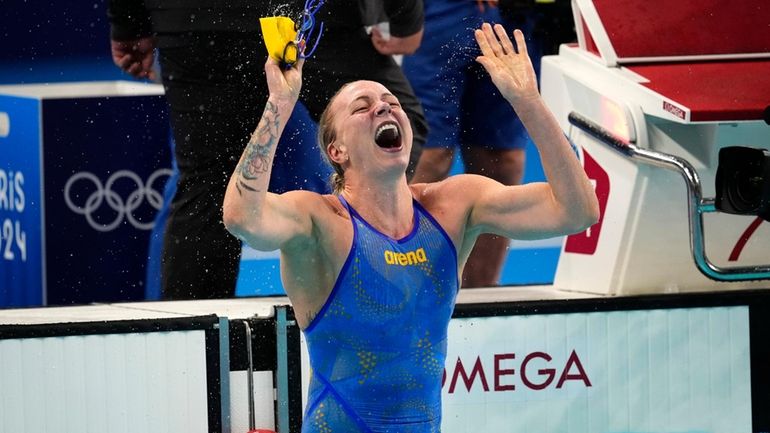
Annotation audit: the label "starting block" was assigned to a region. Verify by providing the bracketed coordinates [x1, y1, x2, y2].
[542, 0, 770, 295]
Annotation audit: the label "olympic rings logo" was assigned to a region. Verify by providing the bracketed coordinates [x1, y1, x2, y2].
[63, 169, 173, 232]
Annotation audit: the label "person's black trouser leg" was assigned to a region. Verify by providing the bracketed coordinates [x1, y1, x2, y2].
[157, 32, 268, 299]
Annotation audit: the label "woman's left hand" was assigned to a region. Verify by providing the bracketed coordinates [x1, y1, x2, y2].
[474, 23, 539, 107]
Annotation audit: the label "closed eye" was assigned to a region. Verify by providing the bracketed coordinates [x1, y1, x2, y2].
[384, 97, 400, 108]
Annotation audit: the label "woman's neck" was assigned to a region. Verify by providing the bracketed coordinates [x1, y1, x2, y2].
[341, 177, 414, 238]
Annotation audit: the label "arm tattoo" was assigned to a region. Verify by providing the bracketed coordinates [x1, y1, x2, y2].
[238, 179, 258, 192]
[238, 101, 281, 181]
[235, 179, 258, 197]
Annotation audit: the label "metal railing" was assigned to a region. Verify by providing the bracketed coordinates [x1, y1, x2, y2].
[568, 111, 770, 281]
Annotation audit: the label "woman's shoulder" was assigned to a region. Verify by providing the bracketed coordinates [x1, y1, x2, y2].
[411, 174, 493, 204]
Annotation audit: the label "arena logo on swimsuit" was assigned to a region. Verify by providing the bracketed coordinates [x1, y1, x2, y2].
[383, 247, 427, 266]
[442, 349, 591, 393]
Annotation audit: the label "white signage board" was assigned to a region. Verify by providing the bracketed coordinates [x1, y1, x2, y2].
[441, 307, 751, 433]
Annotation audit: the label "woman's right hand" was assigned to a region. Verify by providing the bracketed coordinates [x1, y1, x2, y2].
[265, 57, 304, 105]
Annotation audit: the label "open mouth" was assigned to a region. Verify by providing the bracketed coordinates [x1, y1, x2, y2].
[374, 121, 402, 150]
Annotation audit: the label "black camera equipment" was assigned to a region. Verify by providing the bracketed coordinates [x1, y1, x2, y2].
[715, 146, 770, 222]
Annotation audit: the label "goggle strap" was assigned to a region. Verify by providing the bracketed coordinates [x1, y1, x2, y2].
[300, 22, 324, 59]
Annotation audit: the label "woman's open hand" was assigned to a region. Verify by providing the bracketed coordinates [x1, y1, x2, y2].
[474, 23, 539, 108]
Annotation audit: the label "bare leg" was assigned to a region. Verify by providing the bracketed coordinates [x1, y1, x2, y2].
[461, 147, 526, 287]
[410, 147, 455, 183]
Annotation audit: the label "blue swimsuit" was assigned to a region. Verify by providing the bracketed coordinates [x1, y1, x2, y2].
[302, 196, 459, 433]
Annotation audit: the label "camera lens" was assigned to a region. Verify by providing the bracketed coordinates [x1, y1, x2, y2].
[728, 171, 761, 212]
[716, 146, 770, 220]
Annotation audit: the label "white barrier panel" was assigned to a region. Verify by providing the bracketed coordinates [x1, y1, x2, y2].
[441, 307, 751, 433]
[0, 330, 209, 433]
[229, 370, 275, 433]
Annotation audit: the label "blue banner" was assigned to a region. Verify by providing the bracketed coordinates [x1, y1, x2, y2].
[42, 96, 170, 305]
[0, 94, 44, 306]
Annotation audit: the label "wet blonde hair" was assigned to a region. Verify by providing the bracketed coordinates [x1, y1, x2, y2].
[317, 83, 353, 194]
